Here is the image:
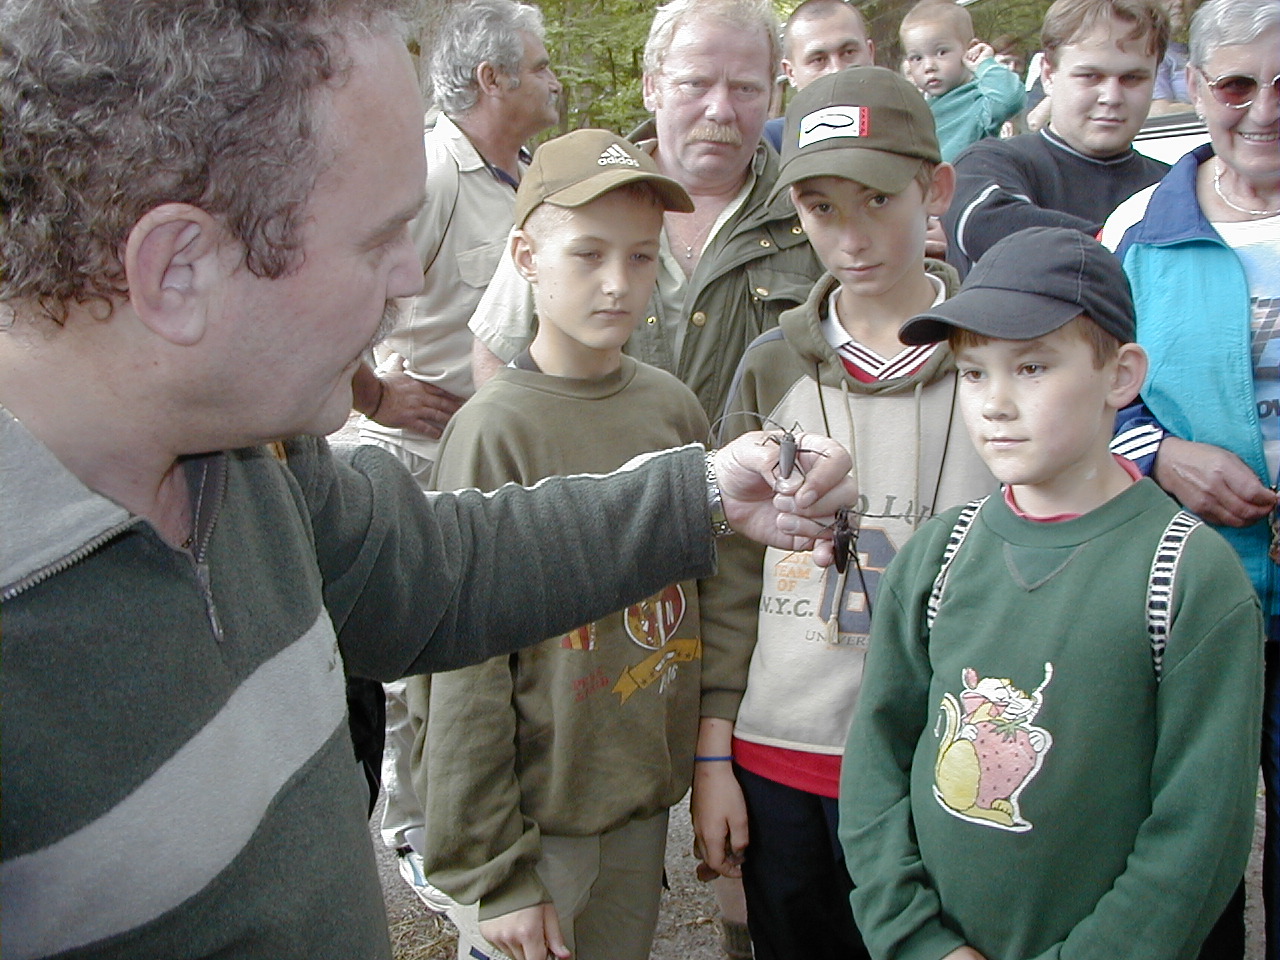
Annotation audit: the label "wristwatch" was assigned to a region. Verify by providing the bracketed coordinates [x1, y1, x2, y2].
[705, 452, 733, 538]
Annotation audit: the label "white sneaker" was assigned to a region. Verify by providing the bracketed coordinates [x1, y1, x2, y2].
[395, 847, 455, 914]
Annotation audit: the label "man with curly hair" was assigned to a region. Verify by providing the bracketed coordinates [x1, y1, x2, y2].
[0, 2, 857, 957]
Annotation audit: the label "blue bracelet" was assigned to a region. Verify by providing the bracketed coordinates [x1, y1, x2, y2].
[694, 755, 733, 762]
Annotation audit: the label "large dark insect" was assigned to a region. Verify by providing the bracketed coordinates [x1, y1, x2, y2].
[829, 505, 874, 621]
[832, 505, 856, 575]
[709, 412, 828, 481]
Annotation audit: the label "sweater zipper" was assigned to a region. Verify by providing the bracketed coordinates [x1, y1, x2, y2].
[186, 456, 227, 644]
[5, 457, 229, 643]
[1, 518, 141, 602]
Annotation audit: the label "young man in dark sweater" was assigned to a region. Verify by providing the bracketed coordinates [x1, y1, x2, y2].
[943, 0, 1171, 276]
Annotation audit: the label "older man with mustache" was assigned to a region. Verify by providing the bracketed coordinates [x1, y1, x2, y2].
[469, 0, 825, 425]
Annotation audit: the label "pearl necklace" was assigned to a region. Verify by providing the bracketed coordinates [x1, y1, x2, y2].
[1214, 160, 1280, 218]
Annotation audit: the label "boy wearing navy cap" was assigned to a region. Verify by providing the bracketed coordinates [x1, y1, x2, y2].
[839, 226, 1264, 960]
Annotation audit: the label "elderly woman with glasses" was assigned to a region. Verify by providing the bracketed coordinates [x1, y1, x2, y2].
[1105, 0, 1280, 954]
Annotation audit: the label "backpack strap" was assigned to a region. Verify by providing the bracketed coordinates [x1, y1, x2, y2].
[927, 497, 989, 631]
[1146, 510, 1202, 683]
[926, 499, 1200, 683]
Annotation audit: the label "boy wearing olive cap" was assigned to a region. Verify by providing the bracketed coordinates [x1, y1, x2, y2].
[409, 129, 711, 960]
[839, 226, 1263, 960]
[701, 66, 993, 960]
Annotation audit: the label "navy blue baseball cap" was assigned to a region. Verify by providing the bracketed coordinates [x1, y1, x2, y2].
[899, 227, 1136, 345]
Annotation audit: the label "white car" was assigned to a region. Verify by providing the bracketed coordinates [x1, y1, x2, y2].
[1132, 109, 1210, 165]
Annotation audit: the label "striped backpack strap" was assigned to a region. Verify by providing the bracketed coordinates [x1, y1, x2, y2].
[926, 497, 989, 631]
[1147, 510, 1202, 682]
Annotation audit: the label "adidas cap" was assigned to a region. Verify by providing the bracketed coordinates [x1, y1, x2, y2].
[769, 65, 941, 203]
[514, 129, 693, 229]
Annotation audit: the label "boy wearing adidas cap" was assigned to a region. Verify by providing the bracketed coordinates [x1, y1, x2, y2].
[408, 129, 711, 960]
[699, 66, 993, 960]
[839, 226, 1262, 960]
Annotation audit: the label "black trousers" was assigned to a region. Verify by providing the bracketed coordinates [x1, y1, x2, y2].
[736, 765, 871, 960]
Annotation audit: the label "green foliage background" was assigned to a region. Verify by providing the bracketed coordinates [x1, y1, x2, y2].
[415, 0, 1055, 139]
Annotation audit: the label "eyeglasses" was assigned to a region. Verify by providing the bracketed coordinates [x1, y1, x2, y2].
[1199, 69, 1280, 109]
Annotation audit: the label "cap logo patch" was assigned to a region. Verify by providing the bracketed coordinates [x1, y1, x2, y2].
[598, 143, 640, 167]
[797, 105, 871, 148]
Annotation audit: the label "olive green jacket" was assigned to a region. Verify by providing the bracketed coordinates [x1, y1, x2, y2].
[622, 121, 826, 421]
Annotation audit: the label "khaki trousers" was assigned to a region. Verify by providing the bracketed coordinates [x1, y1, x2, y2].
[451, 809, 670, 960]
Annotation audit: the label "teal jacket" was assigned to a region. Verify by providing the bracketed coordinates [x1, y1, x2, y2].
[929, 58, 1025, 162]
[1111, 143, 1274, 616]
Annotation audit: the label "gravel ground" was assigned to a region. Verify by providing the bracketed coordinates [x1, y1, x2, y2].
[371, 786, 1266, 959]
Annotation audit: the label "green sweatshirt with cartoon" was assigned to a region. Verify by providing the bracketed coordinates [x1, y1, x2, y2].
[840, 480, 1263, 960]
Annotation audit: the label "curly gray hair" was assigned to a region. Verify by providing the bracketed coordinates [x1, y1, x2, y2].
[643, 0, 781, 79]
[0, 0, 411, 322]
[430, 0, 546, 116]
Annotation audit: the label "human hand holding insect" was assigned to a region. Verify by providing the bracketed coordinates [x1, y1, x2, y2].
[713, 430, 856, 567]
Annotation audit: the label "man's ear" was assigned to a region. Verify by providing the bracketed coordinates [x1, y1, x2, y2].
[1109, 341, 1149, 408]
[642, 71, 660, 113]
[925, 162, 956, 218]
[781, 58, 799, 88]
[124, 203, 223, 346]
[477, 60, 505, 98]
[511, 229, 538, 284]
[1040, 54, 1055, 96]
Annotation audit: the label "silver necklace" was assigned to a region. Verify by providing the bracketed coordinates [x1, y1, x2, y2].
[1214, 160, 1280, 218]
[667, 213, 714, 260]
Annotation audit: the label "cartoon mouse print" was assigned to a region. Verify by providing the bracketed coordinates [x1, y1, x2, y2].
[933, 663, 1054, 832]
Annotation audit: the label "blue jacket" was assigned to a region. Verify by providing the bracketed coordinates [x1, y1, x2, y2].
[1112, 142, 1273, 614]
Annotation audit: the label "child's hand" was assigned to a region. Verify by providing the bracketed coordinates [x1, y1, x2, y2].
[691, 762, 749, 879]
[690, 717, 749, 879]
[478, 903, 571, 960]
[943, 948, 988, 960]
[964, 40, 995, 70]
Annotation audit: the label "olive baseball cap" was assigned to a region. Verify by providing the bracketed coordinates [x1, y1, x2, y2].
[768, 65, 941, 203]
[898, 227, 1137, 345]
[513, 128, 693, 229]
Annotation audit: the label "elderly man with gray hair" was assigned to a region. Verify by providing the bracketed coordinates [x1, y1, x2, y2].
[350, 0, 562, 916]
[469, 0, 825, 427]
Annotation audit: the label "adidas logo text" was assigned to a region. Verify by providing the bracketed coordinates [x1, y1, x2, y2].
[598, 144, 640, 167]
